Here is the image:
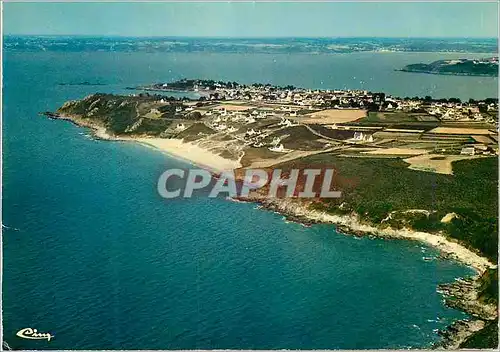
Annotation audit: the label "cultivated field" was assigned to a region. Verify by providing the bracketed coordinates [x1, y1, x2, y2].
[429, 127, 494, 135]
[295, 109, 367, 124]
[403, 154, 482, 175]
[214, 104, 254, 111]
[363, 148, 429, 156]
[472, 135, 496, 144]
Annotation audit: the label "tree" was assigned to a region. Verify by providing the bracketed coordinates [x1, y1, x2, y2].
[187, 111, 202, 120]
[366, 102, 379, 112]
[479, 105, 489, 114]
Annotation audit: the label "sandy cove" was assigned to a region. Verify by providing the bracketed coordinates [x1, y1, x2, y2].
[135, 137, 241, 172]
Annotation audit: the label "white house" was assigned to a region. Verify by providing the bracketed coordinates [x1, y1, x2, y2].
[460, 147, 475, 156]
[215, 124, 227, 131]
[269, 144, 286, 152]
[353, 131, 373, 142]
[353, 131, 365, 141]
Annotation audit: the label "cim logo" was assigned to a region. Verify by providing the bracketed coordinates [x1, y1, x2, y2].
[16, 328, 54, 342]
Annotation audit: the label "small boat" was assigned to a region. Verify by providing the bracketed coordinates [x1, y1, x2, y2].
[423, 257, 434, 261]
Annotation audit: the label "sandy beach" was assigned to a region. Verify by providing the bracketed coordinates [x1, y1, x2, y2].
[135, 137, 241, 172]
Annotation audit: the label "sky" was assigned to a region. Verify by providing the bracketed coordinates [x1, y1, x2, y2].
[3, 1, 499, 38]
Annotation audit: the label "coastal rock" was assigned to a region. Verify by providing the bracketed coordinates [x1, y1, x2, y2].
[438, 276, 498, 321]
[435, 319, 485, 349]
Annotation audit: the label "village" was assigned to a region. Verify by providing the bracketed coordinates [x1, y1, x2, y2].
[143, 78, 498, 122]
[129, 79, 499, 175]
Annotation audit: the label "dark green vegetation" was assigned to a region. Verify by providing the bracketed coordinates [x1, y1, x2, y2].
[351, 112, 441, 132]
[460, 319, 498, 349]
[142, 79, 297, 93]
[477, 268, 499, 305]
[56, 93, 186, 136]
[268, 125, 327, 150]
[400, 58, 498, 77]
[279, 155, 498, 262]
[176, 123, 215, 142]
[460, 268, 499, 349]
[308, 124, 356, 140]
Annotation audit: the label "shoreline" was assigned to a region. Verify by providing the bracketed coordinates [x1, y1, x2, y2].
[50, 112, 495, 272]
[47, 113, 240, 173]
[245, 197, 495, 274]
[46, 112, 497, 348]
[247, 197, 497, 348]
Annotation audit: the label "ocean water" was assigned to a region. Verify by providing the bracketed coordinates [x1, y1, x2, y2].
[1, 49, 485, 350]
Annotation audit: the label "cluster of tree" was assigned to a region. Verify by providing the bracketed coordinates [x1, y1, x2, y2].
[468, 98, 497, 104]
[403, 95, 498, 105]
[135, 92, 183, 101]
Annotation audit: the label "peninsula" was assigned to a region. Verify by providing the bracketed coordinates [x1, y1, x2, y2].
[399, 57, 498, 77]
[45, 79, 498, 348]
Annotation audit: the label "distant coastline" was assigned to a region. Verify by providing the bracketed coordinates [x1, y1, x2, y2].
[398, 69, 497, 77]
[5, 36, 499, 54]
[399, 57, 498, 77]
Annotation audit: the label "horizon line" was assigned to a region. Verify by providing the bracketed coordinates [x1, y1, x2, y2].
[4, 34, 499, 39]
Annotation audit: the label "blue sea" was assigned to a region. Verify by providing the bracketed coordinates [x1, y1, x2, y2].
[2, 47, 491, 349]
